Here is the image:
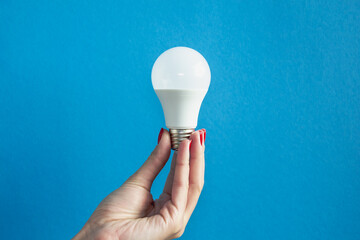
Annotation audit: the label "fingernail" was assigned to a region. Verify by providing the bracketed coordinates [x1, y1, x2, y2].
[189, 140, 192, 150]
[200, 131, 203, 146]
[158, 128, 164, 144]
[203, 129, 206, 142]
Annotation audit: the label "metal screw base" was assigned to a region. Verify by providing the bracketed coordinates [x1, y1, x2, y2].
[169, 128, 195, 151]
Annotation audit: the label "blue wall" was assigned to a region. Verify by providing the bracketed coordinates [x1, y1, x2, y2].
[1, 1, 359, 239]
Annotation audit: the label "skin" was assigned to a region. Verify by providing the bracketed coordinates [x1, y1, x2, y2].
[73, 129, 206, 240]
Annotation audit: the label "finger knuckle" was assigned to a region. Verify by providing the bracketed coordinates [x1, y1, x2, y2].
[172, 179, 188, 189]
[172, 224, 185, 238]
[173, 230, 185, 239]
[175, 225, 186, 238]
[191, 182, 203, 195]
[176, 160, 189, 167]
[150, 152, 162, 165]
[170, 215, 185, 234]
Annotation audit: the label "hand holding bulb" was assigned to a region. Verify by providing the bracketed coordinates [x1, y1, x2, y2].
[73, 47, 210, 239]
[73, 129, 206, 240]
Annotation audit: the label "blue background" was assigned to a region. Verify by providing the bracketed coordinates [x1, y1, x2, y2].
[1, 1, 359, 239]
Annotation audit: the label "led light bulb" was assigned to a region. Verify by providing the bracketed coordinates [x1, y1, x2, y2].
[152, 47, 211, 150]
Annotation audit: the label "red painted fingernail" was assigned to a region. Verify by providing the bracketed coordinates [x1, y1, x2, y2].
[203, 129, 206, 142]
[189, 140, 192, 150]
[158, 128, 164, 144]
[200, 130, 203, 146]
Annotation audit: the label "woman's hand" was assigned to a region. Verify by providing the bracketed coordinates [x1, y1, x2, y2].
[73, 129, 206, 240]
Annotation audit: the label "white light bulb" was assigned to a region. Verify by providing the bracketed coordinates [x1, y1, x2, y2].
[152, 47, 211, 150]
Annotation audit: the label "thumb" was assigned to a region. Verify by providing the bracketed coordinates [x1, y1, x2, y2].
[127, 128, 171, 190]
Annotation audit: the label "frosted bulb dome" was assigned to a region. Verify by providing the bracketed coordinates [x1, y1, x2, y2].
[152, 47, 211, 90]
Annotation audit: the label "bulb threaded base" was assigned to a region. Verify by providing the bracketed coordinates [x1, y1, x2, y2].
[169, 128, 195, 151]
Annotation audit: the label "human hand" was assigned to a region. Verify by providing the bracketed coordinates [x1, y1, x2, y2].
[73, 129, 206, 240]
